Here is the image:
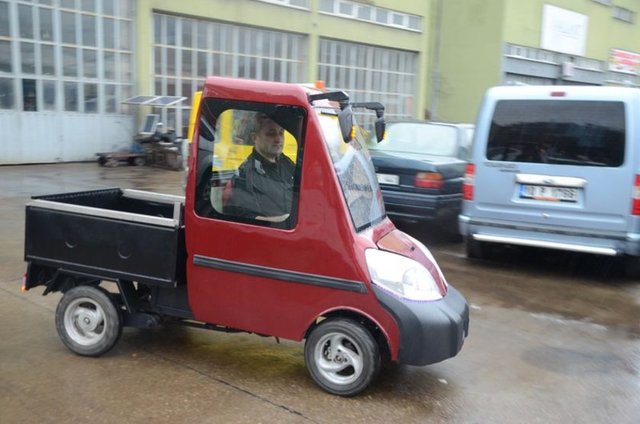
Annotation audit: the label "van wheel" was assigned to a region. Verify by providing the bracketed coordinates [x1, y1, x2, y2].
[441, 218, 464, 243]
[304, 318, 380, 396]
[624, 256, 640, 277]
[466, 237, 489, 259]
[55, 285, 122, 357]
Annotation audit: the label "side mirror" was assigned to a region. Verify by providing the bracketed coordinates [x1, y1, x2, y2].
[338, 105, 355, 143]
[350, 101, 385, 143]
[374, 117, 386, 143]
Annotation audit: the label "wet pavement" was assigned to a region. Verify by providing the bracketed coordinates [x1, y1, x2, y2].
[1, 163, 639, 423]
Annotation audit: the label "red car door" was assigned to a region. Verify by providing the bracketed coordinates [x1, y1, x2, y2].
[183, 77, 393, 342]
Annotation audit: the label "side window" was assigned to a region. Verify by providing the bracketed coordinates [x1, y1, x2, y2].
[194, 100, 305, 229]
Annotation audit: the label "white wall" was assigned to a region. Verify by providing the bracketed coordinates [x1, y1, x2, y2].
[0, 111, 134, 164]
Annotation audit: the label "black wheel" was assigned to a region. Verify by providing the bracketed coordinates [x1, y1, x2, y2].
[624, 256, 640, 277]
[442, 217, 464, 243]
[55, 285, 122, 357]
[466, 236, 489, 259]
[304, 318, 380, 396]
[133, 156, 146, 166]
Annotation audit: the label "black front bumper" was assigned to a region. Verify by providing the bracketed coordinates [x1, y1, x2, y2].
[373, 285, 469, 366]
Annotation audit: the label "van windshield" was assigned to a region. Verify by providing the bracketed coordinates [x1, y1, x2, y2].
[487, 100, 625, 167]
[318, 113, 386, 232]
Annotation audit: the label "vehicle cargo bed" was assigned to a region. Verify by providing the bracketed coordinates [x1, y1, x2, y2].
[25, 188, 185, 287]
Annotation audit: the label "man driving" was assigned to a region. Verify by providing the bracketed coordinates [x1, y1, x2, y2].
[224, 112, 295, 224]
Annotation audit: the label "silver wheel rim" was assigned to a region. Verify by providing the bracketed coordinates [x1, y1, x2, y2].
[64, 297, 108, 346]
[314, 332, 363, 386]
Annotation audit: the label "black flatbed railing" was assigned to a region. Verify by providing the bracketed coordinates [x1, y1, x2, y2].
[25, 188, 186, 287]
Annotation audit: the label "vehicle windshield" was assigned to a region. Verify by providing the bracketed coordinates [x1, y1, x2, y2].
[318, 112, 386, 232]
[369, 122, 458, 157]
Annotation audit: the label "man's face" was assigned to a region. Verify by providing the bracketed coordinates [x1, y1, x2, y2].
[252, 118, 284, 162]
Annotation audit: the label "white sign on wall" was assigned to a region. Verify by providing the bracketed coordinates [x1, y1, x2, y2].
[540, 4, 588, 56]
[609, 49, 640, 75]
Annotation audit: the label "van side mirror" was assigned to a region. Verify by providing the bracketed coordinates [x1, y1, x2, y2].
[338, 105, 355, 143]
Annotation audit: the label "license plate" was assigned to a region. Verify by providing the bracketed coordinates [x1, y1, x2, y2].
[376, 173, 399, 185]
[520, 185, 578, 202]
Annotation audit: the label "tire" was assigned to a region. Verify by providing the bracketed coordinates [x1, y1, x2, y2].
[624, 256, 640, 277]
[443, 218, 464, 243]
[466, 236, 489, 259]
[55, 285, 122, 357]
[304, 318, 380, 396]
[133, 156, 146, 166]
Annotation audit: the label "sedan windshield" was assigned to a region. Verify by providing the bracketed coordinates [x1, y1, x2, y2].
[370, 122, 458, 157]
[318, 112, 385, 231]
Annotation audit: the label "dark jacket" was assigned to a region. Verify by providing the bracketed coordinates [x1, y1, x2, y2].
[224, 149, 295, 220]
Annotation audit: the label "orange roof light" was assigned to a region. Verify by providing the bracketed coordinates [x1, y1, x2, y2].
[315, 80, 325, 90]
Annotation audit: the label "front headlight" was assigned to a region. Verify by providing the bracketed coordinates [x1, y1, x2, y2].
[404, 234, 448, 289]
[365, 248, 443, 301]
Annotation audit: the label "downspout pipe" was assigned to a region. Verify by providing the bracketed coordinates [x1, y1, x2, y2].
[429, 0, 443, 120]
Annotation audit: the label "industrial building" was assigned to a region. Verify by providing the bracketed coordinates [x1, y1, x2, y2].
[0, 0, 638, 164]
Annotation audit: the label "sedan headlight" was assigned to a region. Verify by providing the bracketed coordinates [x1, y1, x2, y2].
[365, 248, 443, 301]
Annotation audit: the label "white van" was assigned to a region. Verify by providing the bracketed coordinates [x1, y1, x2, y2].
[459, 85, 640, 274]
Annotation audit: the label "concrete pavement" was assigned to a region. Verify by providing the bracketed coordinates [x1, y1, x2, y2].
[1, 163, 638, 423]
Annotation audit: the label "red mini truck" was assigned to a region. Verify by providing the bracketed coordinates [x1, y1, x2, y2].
[23, 77, 469, 396]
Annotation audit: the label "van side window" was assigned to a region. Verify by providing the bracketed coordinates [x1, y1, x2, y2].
[194, 100, 305, 229]
[487, 100, 625, 167]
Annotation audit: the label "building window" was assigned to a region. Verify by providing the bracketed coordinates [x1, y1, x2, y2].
[41, 45, 55, 75]
[0, 2, 10, 37]
[253, 0, 310, 9]
[61, 12, 77, 44]
[1, 0, 134, 112]
[152, 12, 308, 137]
[504, 73, 554, 86]
[338, 1, 353, 16]
[64, 82, 77, 111]
[84, 83, 98, 113]
[0, 77, 14, 109]
[319, 0, 421, 32]
[18, 4, 34, 39]
[42, 80, 56, 110]
[0, 40, 11, 73]
[612, 7, 634, 23]
[81, 0, 96, 13]
[22, 78, 37, 111]
[318, 38, 418, 126]
[357, 5, 371, 20]
[20, 43, 35, 74]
